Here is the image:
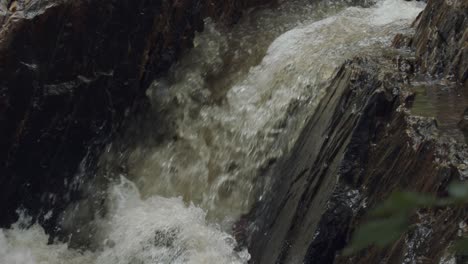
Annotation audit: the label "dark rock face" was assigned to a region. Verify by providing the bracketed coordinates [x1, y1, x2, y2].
[248, 56, 467, 263]
[0, 0, 273, 230]
[246, 0, 468, 263]
[412, 0, 468, 86]
[246, 57, 389, 263]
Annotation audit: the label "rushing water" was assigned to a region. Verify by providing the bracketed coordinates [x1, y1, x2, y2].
[0, 0, 424, 263]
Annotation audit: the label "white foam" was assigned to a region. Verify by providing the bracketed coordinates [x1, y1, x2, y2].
[96, 177, 249, 264]
[0, 178, 247, 264]
[371, 0, 425, 25]
[0, 221, 94, 264]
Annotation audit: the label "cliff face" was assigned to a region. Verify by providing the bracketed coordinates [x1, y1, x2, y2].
[247, 0, 468, 263]
[0, 0, 273, 230]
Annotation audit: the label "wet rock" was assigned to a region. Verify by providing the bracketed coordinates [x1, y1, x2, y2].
[392, 33, 414, 49]
[247, 54, 467, 263]
[247, 57, 395, 264]
[246, 1, 468, 263]
[154, 228, 179, 248]
[0, 0, 274, 231]
[411, 0, 468, 86]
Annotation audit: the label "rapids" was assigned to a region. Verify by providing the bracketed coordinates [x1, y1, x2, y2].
[0, 0, 424, 263]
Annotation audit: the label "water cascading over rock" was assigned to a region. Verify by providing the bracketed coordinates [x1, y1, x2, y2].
[0, 0, 466, 263]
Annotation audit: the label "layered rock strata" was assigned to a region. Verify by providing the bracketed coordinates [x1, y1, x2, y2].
[247, 0, 468, 262]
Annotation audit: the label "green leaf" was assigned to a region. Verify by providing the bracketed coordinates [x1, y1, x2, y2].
[344, 181, 468, 256]
[434, 197, 456, 207]
[453, 237, 468, 255]
[452, 238, 468, 254]
[448, 182, 468, 200]
[371, 191, 437, 217]
[344, 214, 409, 255]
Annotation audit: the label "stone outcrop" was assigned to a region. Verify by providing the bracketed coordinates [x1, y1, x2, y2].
[246, 0, 468, 263]
[248, 56, 467, 264]
[0, 0, 273, 230]
[246, 57, 393, 263]
[412, 0, 468, 86]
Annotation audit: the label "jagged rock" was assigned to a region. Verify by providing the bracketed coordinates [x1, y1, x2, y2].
[247, 54, 467, 263]
[246, 57, 393, 263]
[412, 0, 468, 86]
[0, 0, 273, 230]
[246, 1, 468, 263]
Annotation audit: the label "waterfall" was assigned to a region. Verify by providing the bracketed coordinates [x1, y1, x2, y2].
[0, 0, 424, 263]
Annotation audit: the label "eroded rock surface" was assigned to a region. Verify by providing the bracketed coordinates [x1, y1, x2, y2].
[412, 0, 468, 86]
[248, 56, 467, 264]
[247, 0, 468, 263]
